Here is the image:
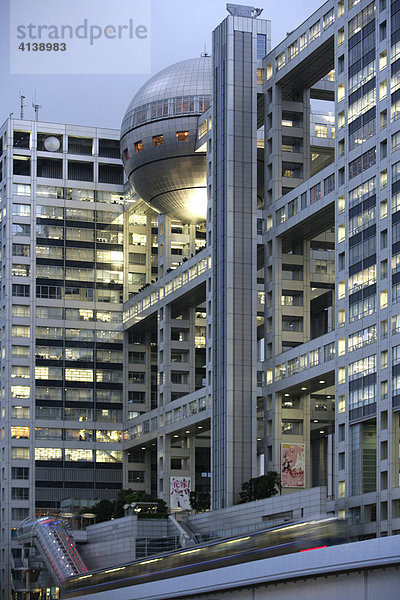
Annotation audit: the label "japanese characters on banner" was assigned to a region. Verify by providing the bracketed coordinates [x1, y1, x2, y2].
[281, 443, 305, 488]
[170, 476, 191, 510]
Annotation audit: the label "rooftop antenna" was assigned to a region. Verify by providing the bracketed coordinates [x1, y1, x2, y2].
[19, 93, 26, 119]
[32, 94, 43, 122]
[201, 44, 210, 58]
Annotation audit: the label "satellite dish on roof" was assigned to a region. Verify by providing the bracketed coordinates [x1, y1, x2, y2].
[44, 136, 60, 152]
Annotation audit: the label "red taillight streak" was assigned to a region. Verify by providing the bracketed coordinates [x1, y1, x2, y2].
[300, 545, 328, 552]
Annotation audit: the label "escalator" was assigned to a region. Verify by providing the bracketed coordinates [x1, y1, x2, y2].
[17, 516, 88, 585]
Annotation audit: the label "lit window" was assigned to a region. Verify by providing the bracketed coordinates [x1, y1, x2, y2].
[152, 135, 164, 147]
[12, 305, 30, 317]
[96, 450, 123, 463]
[96, 430, 122, 442]
[315, 124, 327, 138]
[11, 386, 30, 399]
[198, 120, 207, 138]
[309, 20, 320, 42]
[176, 131, 189, 142]
[11, 366, 30, 379]
[65, 448, 93, 462]
[299, 32, 307, 51]
[35, 448, 62, 461]
[130, 233, 146, 246]
[129, 213, 146, 226]
[35, 367, 63, 380]
[12, 325, 30, 338]
[323, 8, 334, 30]
[11, 447, 30, 459]
[65, 368, 94, 382]
[11, 426, 29, 439]
[288, 41, 298, 61]
[134, 141, 143, 153]
[12, 264, 30, 277]
[338, 480, 345, 498]
[276, 50, 286, 71]
[65, 429, 93, 442]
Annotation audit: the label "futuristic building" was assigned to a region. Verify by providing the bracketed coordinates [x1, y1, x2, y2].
[3, 0, 400, 597]
[121, 57, 212, 223]
[123, 0, 400, 538]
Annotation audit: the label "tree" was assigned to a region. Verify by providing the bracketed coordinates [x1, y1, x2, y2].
[189, 491, 210, 512]
[239, 472, 281, 503]
[92, 489, 168, 522]
[92, 499, 114, 523]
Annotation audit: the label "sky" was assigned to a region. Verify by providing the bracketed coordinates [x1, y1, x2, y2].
[0, 0, 324, 130]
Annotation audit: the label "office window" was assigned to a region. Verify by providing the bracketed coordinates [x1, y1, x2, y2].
[98, 138, 120, 158]
[276, 51, 285, 71]
[65, 429, 93, 442]
[12, 204, 30, 217]
[288, 41, 298, 61]
[12, 284, 30, 297]
[11, 366, 30, 379]
[11, 447, 30, 460]
[309, 21, 320, 42]
[65, 448, 93, 462]
[35, 367, 63, 380]
[176, 131, 189, 142]
[96, 430, 122, 443]
[12, 325, 30, 338]
[315, 124, 327, 138]
[13, 183, 31, 196]
[323, 8, 334, 29]
[11, 386, 30, 399]
[12, 224, 30, 236]
[11, 426, 29, 439]
[257, 33, 266, 59]
[12, 508, 29, 520]
[12, 305, 30, 317]
[12, 345, 30, 358]
[68, 136, 93, 155]
[11, 488, 29, 501]
[35, 448, 62, 461]
[299, 32, 307, 50]
[11, 467, 29, 480]
[65, 368, 94, 382]
[152, 135, 164, 147]
[36, 346, 63, 360]
[12, 265, 30, 277]
[128, 471, 145, 482]
[310, 183, 321, 204]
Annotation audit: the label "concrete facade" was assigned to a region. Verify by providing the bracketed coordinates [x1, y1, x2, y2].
[123, 0, 400, 546]
[5, 0, 400, 596]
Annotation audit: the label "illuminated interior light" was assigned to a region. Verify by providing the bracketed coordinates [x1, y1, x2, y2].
[138, 558, 162, 565]
[103, 567, 126, 574]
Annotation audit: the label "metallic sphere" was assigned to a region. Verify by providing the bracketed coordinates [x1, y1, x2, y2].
[120, 57, 212, 223]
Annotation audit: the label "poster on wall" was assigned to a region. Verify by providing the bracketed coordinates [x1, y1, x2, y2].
[281, 443, 305, 488]
[170, 476, 191, 510]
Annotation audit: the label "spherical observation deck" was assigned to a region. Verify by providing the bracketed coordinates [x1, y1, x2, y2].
[120, 57, 212, 223]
